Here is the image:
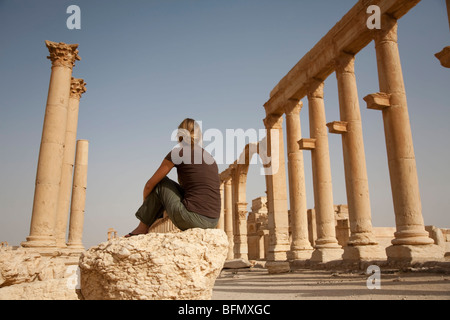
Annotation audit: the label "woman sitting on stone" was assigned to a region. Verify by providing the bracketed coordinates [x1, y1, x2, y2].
[126, 118, 221, 237]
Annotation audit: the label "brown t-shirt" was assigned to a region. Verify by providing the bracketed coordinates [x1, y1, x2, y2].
[165, 144, 221, 219]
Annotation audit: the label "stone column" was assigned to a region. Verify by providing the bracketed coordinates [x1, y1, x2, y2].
[307, 79, 343, 263]
[373, 15, 442, 262]
[67, 140, 89, 251]
[217, 182, 225, 231]
[232, 168, 248, 260]
[22, 41, 80, 250]
[55, 77, 86, 248]
[263, 115, 290, 273]
[224, 179, 234, 260]
[284, 99, 313, 261]
[234, 201, 249, 260]
[334, 53, 385, 261]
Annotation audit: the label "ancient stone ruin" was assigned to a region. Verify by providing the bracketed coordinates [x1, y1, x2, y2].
[1, 0, 449, 300]
[150, 0, 450, 273]
[79, 228, 228, 300]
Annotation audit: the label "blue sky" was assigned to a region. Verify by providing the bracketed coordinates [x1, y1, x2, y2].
[0, 0, 449, 248]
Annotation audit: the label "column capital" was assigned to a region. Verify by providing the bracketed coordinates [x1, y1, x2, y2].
[263, 114, 283, 129]
[284, 99, 303, 116]
[435, 46, 450, 68]
[373, 14, 398, 44]
[70, 77, 87, 100]
[306, 78, 324, 99]
[45, 40, 81, 68]
[335, 52, 355, 74]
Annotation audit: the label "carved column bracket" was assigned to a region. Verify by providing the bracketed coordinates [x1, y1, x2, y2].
[326, 121, 348, 134]
[364, 92, 391, 110]
[298, 138, 316, 150]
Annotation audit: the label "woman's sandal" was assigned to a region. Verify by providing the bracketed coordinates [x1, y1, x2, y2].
[124, 233, 140, 238]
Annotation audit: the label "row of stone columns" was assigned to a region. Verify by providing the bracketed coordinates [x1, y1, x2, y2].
[21, 41, 88, 253]
[221, 14, 443, 269]
[271, 15, 441, 265]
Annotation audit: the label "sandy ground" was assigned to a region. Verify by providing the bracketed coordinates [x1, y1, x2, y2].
[212, 267, 450, 300]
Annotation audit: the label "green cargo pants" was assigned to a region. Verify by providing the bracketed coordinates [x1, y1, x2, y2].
[135, 176, 218, 231]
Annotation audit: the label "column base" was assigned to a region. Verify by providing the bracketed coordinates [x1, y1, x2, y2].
[310, 247, 344, 263]
[21, 235, 57, 250]
[266, 261, 290, 274]
[386, 244, 445, 264]
[391, 230, 435, 246]
[66, 243, 85, 254]
[267, 244, 290, 262]
[342, 244, 386, 262]
[288, 248, 313, 261]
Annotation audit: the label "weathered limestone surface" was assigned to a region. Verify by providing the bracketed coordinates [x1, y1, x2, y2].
[79, 228, 228, 300]
[0, 278, 79, 300]
[0, 247, 66, 287]
[0, 247, 80, 300]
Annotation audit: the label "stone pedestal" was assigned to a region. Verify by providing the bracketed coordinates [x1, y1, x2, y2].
[266, 261, 290, 274]
[385, 244, 445, 264]
[22, 41, 80, 250]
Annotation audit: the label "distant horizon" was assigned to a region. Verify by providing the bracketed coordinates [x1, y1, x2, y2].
[0, 0, 449, 249]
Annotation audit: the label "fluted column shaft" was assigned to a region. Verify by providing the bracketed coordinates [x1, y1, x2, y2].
[284, 100, 313, 260]
[22, 41, 80, 249]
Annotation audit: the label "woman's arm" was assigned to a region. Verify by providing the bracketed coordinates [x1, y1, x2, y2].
[143, 159, 174, 201]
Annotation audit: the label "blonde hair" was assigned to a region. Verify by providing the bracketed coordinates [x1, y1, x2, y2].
[177, 118, 202, 146]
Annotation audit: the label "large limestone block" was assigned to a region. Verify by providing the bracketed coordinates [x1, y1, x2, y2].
[79, 228, 228, 300]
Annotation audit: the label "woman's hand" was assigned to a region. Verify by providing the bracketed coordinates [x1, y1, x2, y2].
[143, 159, 174, 201]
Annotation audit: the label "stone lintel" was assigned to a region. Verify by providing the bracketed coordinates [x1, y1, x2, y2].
[298, 138, 316, 150]
[435, 46, 450, 68]
[326, 121, 348, 134]
[364, 92, 392, 110]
